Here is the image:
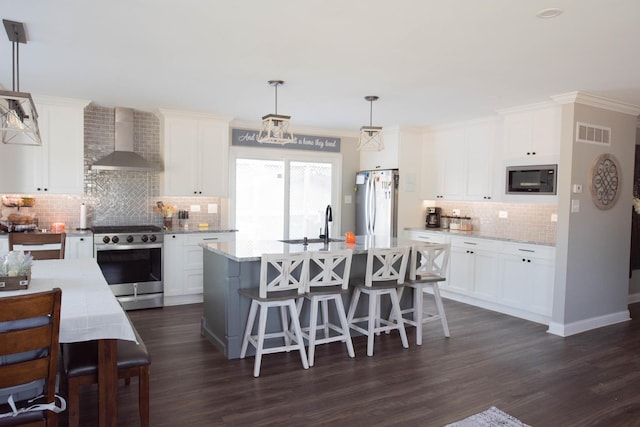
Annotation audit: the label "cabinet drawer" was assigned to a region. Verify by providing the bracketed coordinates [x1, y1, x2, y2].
[184, 232, 234, 246]
[450, 236, 499, 252]
[501, 242, 555, 259]
[408, 231, 447, 244]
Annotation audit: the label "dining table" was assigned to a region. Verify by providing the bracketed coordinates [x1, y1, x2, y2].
[0, 257, 137, 427]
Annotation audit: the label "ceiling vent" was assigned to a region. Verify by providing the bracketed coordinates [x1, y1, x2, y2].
[576, 122, 611, 146]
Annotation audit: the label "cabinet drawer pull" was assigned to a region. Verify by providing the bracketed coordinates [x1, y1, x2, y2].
[202, 238, 219, 241]
[518, 249, 535, 253]
[463, 241, 477, 245]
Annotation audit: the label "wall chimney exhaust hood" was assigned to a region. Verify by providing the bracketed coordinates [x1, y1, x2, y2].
[91, 107, 155, 171]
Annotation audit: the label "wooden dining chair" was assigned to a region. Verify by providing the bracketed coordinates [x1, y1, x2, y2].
[62, 322, 150, 427]
[346, 246, 410, 356]
[8, 233, 66, 260]
[396, 243, 451, 345]
[0, 288, 63, 427]
[239, 252, 309, 377]
[296, 249, 355, 367]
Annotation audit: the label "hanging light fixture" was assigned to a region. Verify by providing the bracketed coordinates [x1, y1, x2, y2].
[257, 80, 294, 145]
[0, 19, 40, 146]
[357, 95, 383, 151]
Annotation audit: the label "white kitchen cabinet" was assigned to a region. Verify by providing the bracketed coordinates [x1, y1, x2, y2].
[0, 96, 89, 194]
[502, 105, 561, 162]
[422, 120, 496, 201]
[0, 235, 8, 255]
[64, 235, 94, 259]
[164, 232, 235, 304]
[498, 242, 555, 317]
[447, 236, 500, 300]
[405, 229, 448, 244]
[158, 109, 231, 197]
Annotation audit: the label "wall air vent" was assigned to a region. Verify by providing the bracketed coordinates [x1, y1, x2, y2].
[576, 122, 611, 146]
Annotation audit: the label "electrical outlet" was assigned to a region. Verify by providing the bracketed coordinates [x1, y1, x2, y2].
[498, 210, 508, 219]
[207, 203, 218, 214]
[452, 209, 461, 216]
[551, 213, 558, 222]
[344, 195, 352, 204]
[190, 204, 201, 212]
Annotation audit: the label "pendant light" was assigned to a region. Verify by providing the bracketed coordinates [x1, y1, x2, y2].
[257, 80, 294, 145]
[0, 20, 41, 146]
[357, 96, 384, 151]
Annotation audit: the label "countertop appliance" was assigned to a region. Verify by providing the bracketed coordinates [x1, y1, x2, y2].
[355, 169, 399, 239]
[506, 164, 557, 195]
[92, 225, 163, 310]
[426, 207, 441, 228]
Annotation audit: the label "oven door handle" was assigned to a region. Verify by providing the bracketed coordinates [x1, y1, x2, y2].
[95, 243, 163, 251]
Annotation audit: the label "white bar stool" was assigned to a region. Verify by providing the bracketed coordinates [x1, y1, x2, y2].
[239, 252, 309, 377]
[296, 249, 355, 367]
[346, 246, 410, 356]
[397, 243, 451, 345]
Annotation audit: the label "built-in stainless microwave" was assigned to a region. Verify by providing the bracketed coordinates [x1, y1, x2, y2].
[506, 164, 557, 195]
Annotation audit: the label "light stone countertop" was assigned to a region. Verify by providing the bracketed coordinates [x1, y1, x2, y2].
[405, 227, 556, 246]
[201, 234, 414, 262]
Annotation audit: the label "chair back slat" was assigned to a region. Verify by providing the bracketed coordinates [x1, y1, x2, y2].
[259, 253, 307, 298]
[365, 246, 410, 286]
[307, 249, 353, 292]
[410, 243, 451, 280]
[8, 232, 66, 260]
[0, 288, 62, 411]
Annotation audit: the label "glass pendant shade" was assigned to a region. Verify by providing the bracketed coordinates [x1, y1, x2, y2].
[0, 90, 41, 145]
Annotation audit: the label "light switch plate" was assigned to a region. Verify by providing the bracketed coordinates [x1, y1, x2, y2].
[190, 204, 201, 212]
[572, 184, 583, 194]
[344, 195, 352, 204]
[208, 203, 218, 214]
[571, 199, 580, 213]
[498, 210, 508, 219]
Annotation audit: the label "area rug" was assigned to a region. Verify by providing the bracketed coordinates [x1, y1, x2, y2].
[444, 406, 531, 427]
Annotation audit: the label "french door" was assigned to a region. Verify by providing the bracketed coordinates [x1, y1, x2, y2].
[231, 148, 340, 241]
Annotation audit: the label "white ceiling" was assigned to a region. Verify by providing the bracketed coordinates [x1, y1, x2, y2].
[2, 0, 640, 132]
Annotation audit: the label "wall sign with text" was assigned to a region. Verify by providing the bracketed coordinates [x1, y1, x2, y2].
[231, 128, 341, 153]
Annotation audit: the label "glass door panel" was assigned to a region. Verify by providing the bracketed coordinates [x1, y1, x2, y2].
[289, 161, 332, 239]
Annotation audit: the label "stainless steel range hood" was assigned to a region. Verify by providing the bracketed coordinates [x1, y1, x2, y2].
[91, 107, 154, 171]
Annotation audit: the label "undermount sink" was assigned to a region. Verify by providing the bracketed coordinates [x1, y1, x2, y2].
[279, 238, 344, 244]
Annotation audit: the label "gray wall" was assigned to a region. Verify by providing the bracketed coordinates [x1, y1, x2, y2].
[552, 103, 636, 329]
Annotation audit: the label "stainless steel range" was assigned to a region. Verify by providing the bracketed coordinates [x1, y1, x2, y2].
[92, 225, 163, 310]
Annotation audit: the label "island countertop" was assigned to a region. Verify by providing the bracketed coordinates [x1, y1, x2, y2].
[201, 234, 411, 262]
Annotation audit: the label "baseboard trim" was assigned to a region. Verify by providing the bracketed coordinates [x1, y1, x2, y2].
[163, 294, 203, 306]
[547, 310, 631, 337]
[628, 293, 640, 304]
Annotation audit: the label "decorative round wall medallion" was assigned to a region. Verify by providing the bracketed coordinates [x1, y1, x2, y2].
[589, 153, 621, 210]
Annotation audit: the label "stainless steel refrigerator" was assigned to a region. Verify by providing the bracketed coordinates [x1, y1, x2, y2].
[355, 169, 399, 238]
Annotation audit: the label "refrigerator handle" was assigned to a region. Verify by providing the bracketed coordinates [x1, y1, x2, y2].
[370, 177, 377, 234]
[364, 176, 371, 234]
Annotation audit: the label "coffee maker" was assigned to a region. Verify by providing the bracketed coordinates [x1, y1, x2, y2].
[426, 207, 441, 228]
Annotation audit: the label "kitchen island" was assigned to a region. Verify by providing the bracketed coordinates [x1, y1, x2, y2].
[200, 234, 410, 359]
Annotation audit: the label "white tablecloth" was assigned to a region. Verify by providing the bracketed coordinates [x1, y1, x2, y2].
[0, 258, 136, 343]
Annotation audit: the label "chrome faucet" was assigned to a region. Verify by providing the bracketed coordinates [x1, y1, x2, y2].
[322, 204, 333, 244]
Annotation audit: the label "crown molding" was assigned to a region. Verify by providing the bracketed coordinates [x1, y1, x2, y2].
[496, 100, 558, 116]
[551, 91, 640, 116]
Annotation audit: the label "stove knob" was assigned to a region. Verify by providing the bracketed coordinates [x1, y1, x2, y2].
[141, 235, 149, 242]
[127, 235, 134, 243]
[112, 236, 119, 244]
[102, 236, 110, 244]
[149, 234, 157, 242]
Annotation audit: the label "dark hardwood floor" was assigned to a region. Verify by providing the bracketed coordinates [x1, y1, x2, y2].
[71, 300, 640, 426]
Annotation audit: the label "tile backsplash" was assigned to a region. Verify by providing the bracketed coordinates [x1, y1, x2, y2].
[432, 201, 557, 244]
[1, 103, 222, 231]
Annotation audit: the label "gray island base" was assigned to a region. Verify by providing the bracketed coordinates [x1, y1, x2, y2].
[201, 235, 412, 359]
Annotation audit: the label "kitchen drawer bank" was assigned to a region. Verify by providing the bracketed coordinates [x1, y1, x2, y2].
[200, 235, 414, 359]
[405, 228, 555, 325]
[164, 230, 236, 306]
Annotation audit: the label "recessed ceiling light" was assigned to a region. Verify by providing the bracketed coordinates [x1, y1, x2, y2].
[536, 8, 563, 19]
